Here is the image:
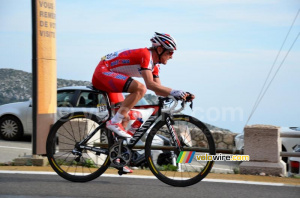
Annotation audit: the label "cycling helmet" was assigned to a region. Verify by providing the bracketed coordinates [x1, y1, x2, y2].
[150, 32, 177, 50]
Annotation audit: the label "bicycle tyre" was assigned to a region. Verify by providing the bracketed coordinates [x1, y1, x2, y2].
[46, 112, 113, 182]
[145, 114, 216, 187]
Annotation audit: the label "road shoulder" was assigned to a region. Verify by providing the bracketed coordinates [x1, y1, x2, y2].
[0, 166, 299, 186]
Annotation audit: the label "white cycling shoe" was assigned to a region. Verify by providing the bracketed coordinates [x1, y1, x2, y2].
[122, 166, 133, 173]
[115, 158, 133, 173]
[106, 120, 132, 138]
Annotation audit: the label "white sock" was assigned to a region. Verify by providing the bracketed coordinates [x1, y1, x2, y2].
[111, 112, 124, 124]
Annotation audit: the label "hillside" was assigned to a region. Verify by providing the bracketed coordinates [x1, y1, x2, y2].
[0, 68, 233, 133]
[0, 68, 91, 105]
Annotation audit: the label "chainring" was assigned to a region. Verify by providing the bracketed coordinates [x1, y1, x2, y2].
[109, 142, 132, 168]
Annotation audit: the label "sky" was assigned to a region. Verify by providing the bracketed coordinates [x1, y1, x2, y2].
[0, 0, 299, 133]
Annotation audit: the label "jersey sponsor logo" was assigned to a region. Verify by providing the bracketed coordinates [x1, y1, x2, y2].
[105, 52, 118, 60]
[103, 72, 127, 81]
[111, 60, 118, 66]
[103, 72, 114, 76]
[115, 74, 127, 80]
[121, 59, 130, 64]
[110, 59, 130, 67]
[102, 49, 129, 61]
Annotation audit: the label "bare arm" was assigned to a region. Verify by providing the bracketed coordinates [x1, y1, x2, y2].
[141, 70, 171, 96]
[153, 77, 161, 85]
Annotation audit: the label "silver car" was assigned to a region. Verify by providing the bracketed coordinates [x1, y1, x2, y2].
[0, 86, 150, 141]
[288, 144, 300, 177]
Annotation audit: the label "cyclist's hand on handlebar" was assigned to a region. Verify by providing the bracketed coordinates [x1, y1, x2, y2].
[170, 90, 195, 101]
[185, 92, 195, 102]
[170, 89, 187, 100]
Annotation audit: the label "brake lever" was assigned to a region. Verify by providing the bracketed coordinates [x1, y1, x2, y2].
[185, 92, 194, 110]
[180, 100, 193, 110]
[189, 101, 193, 110]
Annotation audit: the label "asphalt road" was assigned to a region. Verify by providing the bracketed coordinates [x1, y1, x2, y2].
[0, 173, 299, 198]
[0, 136, 32, 163]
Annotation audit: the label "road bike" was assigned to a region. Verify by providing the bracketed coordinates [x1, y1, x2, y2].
[46, 88, 216, 187]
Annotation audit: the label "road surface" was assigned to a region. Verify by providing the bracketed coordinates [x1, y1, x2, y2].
[0, 172, 299, 198]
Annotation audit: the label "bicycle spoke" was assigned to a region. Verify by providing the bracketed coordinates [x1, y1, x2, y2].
[77, 118, 83, 143]
[58, 141, 76, 147]
[61, 124, 77, 142]
[68, 121, 77, 142]
[146, 115, 215, 186]
[47, 112, 113, 182]
[57, 132, 76, 143]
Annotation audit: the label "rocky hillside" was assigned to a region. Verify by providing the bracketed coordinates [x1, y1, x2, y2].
[0, 68, 234, 133]
[0, 68, 91, 105]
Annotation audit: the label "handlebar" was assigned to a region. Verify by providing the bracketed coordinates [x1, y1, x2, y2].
[160, 96, 187, 114]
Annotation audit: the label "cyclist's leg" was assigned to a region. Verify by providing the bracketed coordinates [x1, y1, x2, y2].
[93, 68, 142, 173]
[92, 65, 146, 114]
[117, 80, 147, 117]
[92, 67, 146, 137]
[107, 80, 146, 137]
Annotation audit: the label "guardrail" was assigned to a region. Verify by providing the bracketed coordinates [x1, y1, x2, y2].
[94, 143, 245, 155]
[280, 152, 300, 157]
[280, 132, 300, 138]
[280, 132, 300, 157]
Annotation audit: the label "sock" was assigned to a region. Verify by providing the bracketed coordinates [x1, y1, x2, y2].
[111, 112, 124, 124]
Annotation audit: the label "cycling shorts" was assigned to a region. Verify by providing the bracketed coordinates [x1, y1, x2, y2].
[92, 62, 133, 93]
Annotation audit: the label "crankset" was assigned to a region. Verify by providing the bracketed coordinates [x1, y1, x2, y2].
[109, 140, 132, 168]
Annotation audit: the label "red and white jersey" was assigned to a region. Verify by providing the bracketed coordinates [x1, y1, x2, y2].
[100, 48, 160, 78]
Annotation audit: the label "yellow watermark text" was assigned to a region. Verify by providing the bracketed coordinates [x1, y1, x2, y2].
[196, 153, 250, 161]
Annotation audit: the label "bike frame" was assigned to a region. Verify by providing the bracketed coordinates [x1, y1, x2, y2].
[75, 91, 181, 154]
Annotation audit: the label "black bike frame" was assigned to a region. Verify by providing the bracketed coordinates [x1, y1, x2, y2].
[76, 92, 181, 154]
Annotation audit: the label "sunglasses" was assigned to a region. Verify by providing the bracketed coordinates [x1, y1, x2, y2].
[168, 51, 174, 56]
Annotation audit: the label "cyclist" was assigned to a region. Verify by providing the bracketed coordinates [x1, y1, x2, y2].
[92, 32, 194, 138]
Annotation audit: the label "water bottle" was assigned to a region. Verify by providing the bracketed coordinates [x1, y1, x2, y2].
[127, 118, 143, 136]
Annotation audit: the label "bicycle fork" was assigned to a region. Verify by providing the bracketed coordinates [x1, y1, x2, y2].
[165, 115, 182, 168]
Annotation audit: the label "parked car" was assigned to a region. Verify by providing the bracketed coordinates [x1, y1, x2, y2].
[234, 134, 244, 152]
[234, 127, 300, 165]
[288, 144, 300, 177]
[0, 86, 150, 141]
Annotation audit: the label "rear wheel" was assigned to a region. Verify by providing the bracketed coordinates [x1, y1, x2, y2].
[145, 115, 215, 187]
[46, 112, 113, 182]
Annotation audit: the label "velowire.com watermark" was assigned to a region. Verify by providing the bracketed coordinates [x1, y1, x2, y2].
[195, 153, 250, 162]
[176, 151, 250, 163]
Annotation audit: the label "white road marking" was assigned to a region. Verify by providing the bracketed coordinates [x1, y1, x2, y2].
[0, 146, 32, 150]
[0, 170, 298, 187]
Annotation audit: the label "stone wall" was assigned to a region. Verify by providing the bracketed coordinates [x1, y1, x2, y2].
[211, 131, 238, 150]
[174, 125, 238, 149]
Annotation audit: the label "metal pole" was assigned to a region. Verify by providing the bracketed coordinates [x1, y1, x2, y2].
[31, 0, 37, 155]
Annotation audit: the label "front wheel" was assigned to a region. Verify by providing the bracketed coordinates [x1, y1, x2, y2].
[46, 112, 113, 182]
[145, 115, 216, 187]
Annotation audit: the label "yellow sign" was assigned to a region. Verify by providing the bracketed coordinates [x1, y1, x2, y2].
[36, 0, 57, 114]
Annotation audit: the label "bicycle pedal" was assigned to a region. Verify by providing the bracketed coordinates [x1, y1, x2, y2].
[117, 169, 128, 176]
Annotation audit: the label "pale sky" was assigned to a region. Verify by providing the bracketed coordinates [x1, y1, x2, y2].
[0, 0, 299, 133]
